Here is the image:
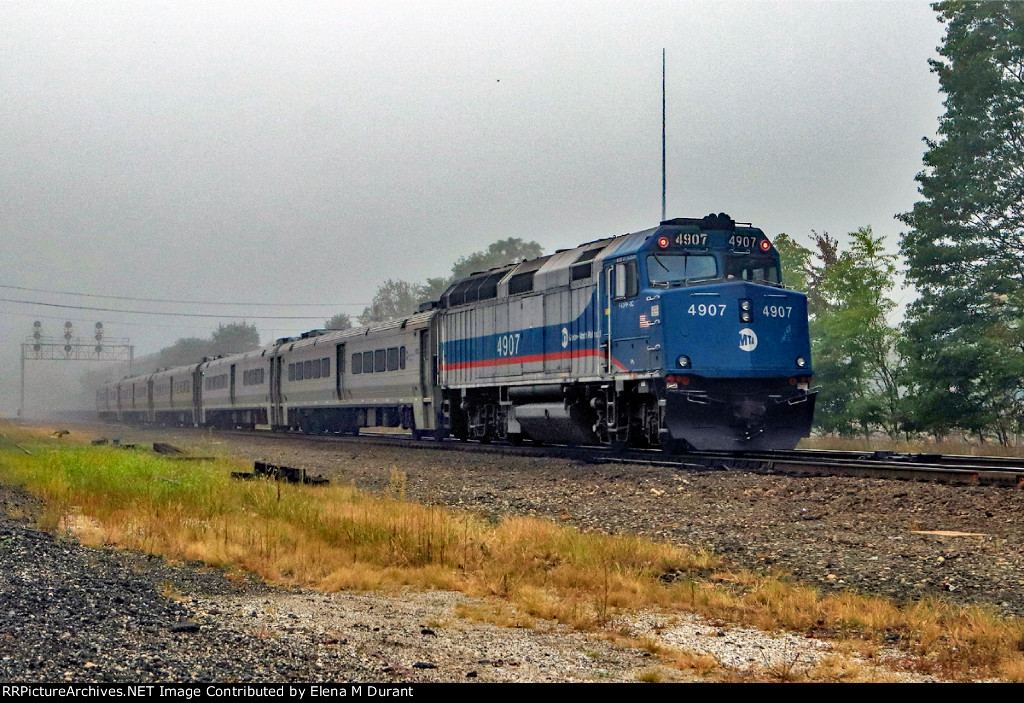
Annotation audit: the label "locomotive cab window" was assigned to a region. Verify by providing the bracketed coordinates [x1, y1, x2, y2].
[724, 256, 781, 285]
[613, 260, 638, 300]
[647, 254, 718, 287]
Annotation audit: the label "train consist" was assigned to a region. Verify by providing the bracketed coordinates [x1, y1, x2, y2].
[98, 214, 816, 451]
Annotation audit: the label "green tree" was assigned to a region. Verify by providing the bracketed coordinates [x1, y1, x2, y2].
[777, 229, 904, 438]
[450, 237, 543, 281]
[417, 277, 452, 306]
[324, 312, 353, 331]
[208, 322, 260, 357]
[772, 233, 813, 295]
[813, 228, 903, 438]
[157, 337, 209, 368]
[358, 279, 422, 325]
[415, 237, 545, 306]
[898, 1, 1024, 442]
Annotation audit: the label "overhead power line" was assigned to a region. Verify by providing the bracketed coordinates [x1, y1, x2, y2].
[0, 308, 252, 331]
[0, 284, 367, 308]
[0, 296, 333, 320]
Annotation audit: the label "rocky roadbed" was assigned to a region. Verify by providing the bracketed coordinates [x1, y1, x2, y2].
[4, 422, 1020, 682]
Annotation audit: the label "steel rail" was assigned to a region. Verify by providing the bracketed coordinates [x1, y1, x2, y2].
[173, 426, 1024, 487]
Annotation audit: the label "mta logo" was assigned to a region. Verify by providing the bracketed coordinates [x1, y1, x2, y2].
[739, 328, 758, 352]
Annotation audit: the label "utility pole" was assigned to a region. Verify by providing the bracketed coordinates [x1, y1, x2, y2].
[662, 48, 666, 222]
[19, 346, 25, 419]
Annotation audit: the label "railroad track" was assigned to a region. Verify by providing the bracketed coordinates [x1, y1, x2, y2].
[194, 426, 1024, 487]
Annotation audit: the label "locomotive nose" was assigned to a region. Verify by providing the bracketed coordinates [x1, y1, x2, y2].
[662, 281, 811, 377]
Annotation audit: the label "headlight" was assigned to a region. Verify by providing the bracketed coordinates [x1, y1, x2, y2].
[740, 311, 752, 322]
[740, 299, 752, 311]
[677, 355, 691, 368]
[796, 357, 807, 368]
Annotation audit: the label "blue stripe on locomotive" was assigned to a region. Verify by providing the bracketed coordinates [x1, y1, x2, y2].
[440, 292, 619, 372]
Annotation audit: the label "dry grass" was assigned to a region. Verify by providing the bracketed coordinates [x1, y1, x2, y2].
[665, 648, 718, 676]
[634, 666, 665, 683]
[2, 421, 1024, 681]
[158, 580, 187, 602]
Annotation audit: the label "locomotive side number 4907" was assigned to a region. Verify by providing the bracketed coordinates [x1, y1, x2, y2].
[763, 306, 792, 318]
[497, 333, 521, 357]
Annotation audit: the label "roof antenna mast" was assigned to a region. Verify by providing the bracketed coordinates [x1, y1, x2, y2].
[662, 48, 667, 222]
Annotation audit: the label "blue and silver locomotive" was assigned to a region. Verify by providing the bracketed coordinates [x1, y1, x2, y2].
[100, 213, 815, 452]
[435, 213, 815, 451]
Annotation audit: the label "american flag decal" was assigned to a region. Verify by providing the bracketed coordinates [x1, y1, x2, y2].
[639, 314, 654, 328]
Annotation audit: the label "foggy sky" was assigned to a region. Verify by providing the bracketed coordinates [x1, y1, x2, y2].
[0, 1, 945, 415]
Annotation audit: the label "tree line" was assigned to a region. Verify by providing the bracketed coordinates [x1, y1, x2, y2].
[322, 237, 543, 331]
[777, 2, 1024, 444]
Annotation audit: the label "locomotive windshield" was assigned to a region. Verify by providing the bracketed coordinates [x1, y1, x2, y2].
[647, 254, 717, 286]
[723, 255, 781, 285]
[647, 252, 782, 287]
